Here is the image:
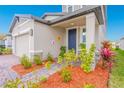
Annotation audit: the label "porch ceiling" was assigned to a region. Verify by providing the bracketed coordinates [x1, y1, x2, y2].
[51, 16, 86, 28]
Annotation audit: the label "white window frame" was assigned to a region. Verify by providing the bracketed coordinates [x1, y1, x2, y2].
[81, 5, 87, 8]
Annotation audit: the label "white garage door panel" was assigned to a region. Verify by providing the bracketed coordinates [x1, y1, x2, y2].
[15, 34, 29, 57]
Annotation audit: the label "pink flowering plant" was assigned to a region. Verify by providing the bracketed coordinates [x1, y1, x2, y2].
[100, 48, 114, 62]
[100, 41, 115, 72]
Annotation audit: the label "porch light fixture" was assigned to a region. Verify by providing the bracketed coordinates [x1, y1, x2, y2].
[70, 23, 74, 26]
[82, 33, 86, 35]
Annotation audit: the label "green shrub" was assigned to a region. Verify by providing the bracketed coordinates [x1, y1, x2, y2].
[115, 47, 120, 50]
[4, 78, 39, 88]
[59, 46, 66, 58]
[83, 84, 95, 88]
[40, 76, 47, 82]
[23, 61, 32, 69]
[81, 64, 91, 73]
[45, 61, 52, 70]
[20, 55, 32, 68]
[47, 53, 53, 62]
[61, 68, 72, 82]
[27, 81, 39, 88]
[33, 55, 42, 65]
[79, 44, 96, 73]
[4, 78, 24, 88]
[64, 49, 78, 66]
[20, 55, 28, 65]
[21, 55, 27, 65]
[0, 47, 4, 55]
[57, 56, 63, 64]
[2, 48, 12, 54]
[80, 43, 86, 49]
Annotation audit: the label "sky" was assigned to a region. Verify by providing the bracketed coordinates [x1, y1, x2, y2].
[0, 5, 124, 41]
[107, 5, 124, 41]
[0, 5, 62, 33]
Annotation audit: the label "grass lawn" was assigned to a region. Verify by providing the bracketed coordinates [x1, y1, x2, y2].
[109, 49, 124, 88]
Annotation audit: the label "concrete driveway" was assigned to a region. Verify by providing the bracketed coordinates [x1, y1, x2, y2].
[0, 55, 20, 86]
[0, 55, 63, 87]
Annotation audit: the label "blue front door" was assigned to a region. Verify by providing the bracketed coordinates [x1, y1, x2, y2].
[68, 28, 76, 52]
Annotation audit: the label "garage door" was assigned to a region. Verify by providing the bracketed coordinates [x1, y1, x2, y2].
[15, 33, 29, 57]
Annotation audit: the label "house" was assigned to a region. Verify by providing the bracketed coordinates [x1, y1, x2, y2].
[9, 5, 106, 59]
[4, 34, 12, 48]
[0, 34, 5, 48]
[0, 34, 12, 49]
[0, 40, 5, 48]
[117, 37, 124, 50]
[111, 41, 116, 49]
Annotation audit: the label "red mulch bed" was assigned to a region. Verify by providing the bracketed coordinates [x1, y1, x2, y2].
[12, 63, 45, 76]
[38, 63, 109, 88]
[12, 60, 55, 76]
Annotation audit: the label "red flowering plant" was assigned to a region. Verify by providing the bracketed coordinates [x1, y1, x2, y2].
[100, 41, 115, 72]
[101, 41, 112, 49]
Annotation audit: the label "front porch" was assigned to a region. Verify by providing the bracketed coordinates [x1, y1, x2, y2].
[51, 12, 100, 53]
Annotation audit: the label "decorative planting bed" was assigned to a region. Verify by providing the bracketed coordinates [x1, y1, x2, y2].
[38, 62, 109, 88]
[12, 63, 45, 76]
[11, 61, 56, 76]
[5, 42, 114, 88]
[11, 53, 55, 76]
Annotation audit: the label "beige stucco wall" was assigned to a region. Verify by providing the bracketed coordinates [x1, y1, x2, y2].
[34, 21, 66, 59]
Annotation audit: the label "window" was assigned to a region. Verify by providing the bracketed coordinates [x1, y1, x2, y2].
[68, 5, 73, 13]
[81, 5, 87, 8]
[82, 28, 86, 43]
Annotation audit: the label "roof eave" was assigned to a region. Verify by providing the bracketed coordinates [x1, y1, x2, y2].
[41, 12, 67, 19]
[9, 15, 48, 33]
[49, 6, 104, 25]
[9, 16, 17, 33]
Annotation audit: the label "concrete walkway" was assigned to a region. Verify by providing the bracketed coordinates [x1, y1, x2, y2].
[21, 63, 63, 84]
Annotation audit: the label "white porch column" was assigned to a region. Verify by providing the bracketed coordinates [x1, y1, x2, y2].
[99, 25, 106, 48]
[86, 13, 96, 50]
[95, 26, 99, 49]
[99, 25, 103, 48]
